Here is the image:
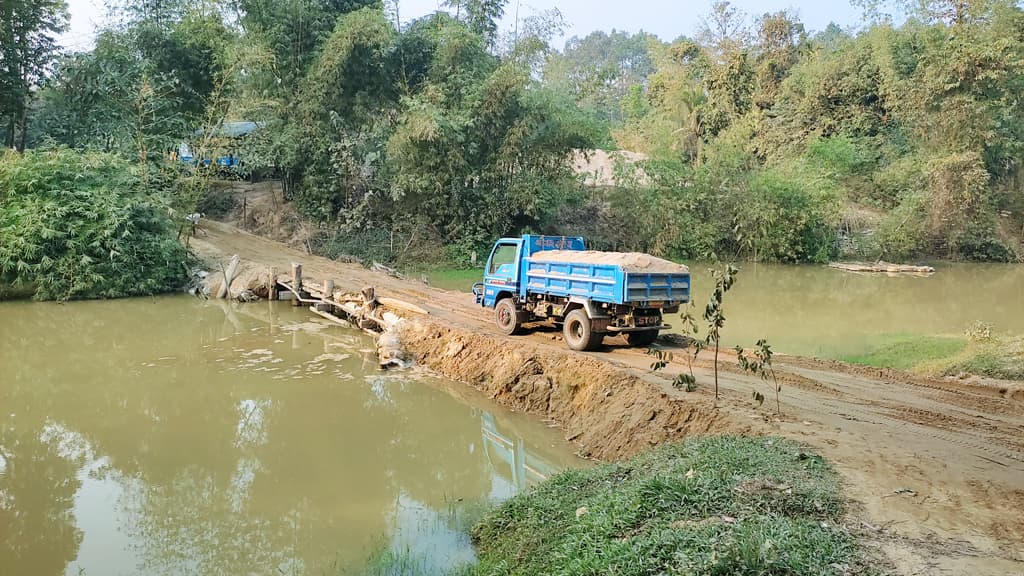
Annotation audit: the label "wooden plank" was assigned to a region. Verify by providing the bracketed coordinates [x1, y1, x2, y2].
[290, 262, 303, 306]
[829, 262, 935, 274]
[308, 306, 354, 329]
[277, 280, 320, 304]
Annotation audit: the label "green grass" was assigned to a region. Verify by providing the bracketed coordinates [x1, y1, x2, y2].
[840, 334, 967, 371]
[465, 436, 874, 576]
[421, 268, 482, 292]
[841, 332, 1024, 380]
[941, 335, 1024, 380]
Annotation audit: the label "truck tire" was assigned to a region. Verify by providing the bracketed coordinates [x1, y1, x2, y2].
[563, 309, 603, 351]
[495, 298, 526, 335]
[625, 329, 660, 347]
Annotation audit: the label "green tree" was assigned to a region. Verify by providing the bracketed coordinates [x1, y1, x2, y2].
[235, 0, 381, 96]
[543, 30, 655, 125]
[0, 0, 67, 151]
[443, 0, 508, 48]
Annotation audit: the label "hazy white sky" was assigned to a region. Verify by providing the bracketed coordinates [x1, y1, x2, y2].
[60, 0, 865, 51]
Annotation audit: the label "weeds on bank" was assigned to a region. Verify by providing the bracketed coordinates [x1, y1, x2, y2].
[842, 322, 1024, 381]
[737, 339, 783, 415]
[648, 265, 738, 397]
[841, 334, 966, 371]
[704, 265, 739, 399]
[469, 436, 872, 576]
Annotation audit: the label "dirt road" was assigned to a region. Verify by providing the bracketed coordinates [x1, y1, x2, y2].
[190, 205, 1024, 575]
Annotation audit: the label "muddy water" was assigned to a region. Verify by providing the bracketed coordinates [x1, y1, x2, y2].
[695, 262, 1024, 358]
[431, 262, 1024, 357]
[0, 298, 585, 576]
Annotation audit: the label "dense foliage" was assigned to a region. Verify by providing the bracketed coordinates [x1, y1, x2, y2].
[0, 150, 188, 300]
[262, 7, 597, 264]
[572, 1, 1024, 262]
[7, 0, 1024, 269]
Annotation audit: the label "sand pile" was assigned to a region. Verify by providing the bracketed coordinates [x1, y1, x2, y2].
[530, 250, 689, 274]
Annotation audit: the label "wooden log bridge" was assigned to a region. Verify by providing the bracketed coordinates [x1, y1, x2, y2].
[829, 261, 936, 275]
[272, 262, 428, 367]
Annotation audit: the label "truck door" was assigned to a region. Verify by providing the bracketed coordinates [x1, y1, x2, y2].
[482, 240, 521, 307]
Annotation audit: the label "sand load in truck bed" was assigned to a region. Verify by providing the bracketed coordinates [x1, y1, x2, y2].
[529, 250, 690, 274]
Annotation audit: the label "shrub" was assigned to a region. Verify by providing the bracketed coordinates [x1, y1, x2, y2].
[468, 436, 871, 576]
[733, 167, 839, 263]
[0, 149, 189, 300]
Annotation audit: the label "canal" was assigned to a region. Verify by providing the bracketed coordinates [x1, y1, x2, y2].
[0, 298, 585, 575]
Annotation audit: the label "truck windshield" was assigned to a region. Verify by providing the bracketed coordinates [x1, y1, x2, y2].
[488, 244, 518, 275]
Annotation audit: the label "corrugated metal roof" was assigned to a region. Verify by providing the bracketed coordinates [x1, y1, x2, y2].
[194, 121, 264, 138]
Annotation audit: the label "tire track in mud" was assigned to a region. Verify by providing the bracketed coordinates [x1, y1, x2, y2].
[778, 357, 1024, 416]
[764, 369, 1024, 467]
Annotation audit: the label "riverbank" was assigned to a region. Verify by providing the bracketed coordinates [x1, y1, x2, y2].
[361, 436, 881, 575]
[842, 332, 1024, 382]
[189, 217, 1024, 575]
[469, 436, 874, 575]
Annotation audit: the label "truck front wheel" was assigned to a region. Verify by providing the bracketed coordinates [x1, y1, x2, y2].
[495, 298, 526, 335]
[563, 309, 603, 351]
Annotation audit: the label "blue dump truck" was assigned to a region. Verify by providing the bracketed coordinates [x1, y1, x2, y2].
[472, 235, 691, 351]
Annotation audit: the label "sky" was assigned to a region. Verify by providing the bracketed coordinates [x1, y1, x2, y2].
[59, 0, 866, 51]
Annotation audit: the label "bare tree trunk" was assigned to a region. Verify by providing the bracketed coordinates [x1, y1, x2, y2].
[5, 113, 14, 149]
[713, 342, 720, 400]
[15, 99, 27, 152]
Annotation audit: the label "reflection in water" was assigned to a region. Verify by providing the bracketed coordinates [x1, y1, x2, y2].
[0, 298, 584, 576]
[481, 413, 560, 491]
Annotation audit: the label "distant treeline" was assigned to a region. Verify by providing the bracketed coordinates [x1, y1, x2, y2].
[3, 0, 1022, 269]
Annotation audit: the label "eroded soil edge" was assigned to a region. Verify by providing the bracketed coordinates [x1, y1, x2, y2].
[398, 320, 742, 460]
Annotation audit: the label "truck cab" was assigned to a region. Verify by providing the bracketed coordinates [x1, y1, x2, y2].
[476, 235, 586, 308]
[473, 235, 690, 352]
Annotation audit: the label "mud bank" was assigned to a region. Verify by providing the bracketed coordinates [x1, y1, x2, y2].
[398, 321, 741, 460]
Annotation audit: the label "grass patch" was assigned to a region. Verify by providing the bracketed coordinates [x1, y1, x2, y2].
[466, 436, 874, 576]
[841, 334, 967, 371]
[421, 268, 482, 292]
[842, 332, 1024, 380]
[939, 335, 1024, 380]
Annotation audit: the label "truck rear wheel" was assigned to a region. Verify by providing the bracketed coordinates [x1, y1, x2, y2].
[563, 309, 603, 351]
[625, 329, 660, 347]
[495, 298, 526, 335]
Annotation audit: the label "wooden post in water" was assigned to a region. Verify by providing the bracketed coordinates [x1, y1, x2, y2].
[291, 262, 303, 306]
[324, 279, 335, 302]
[268, 267, 278, 300]
[358, 286, 377, 330]
[361, 286, 377, 310]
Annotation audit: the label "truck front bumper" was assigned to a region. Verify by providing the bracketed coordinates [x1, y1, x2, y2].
[605, 324, 672, 333]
